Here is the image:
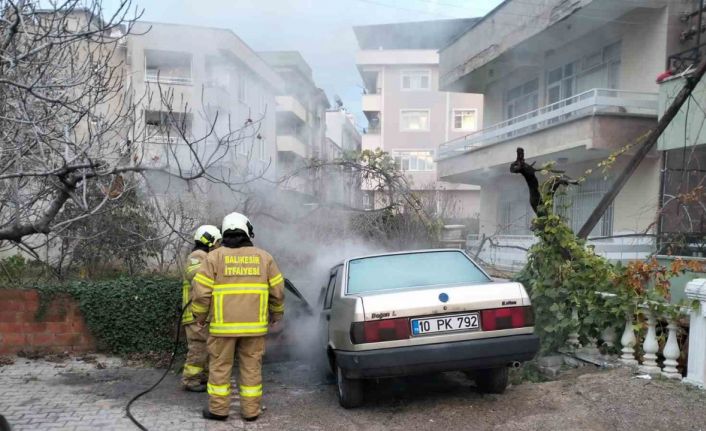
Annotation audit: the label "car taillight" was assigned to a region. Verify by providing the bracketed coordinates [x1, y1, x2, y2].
[350, 318, 410, 344]
[481, 306, 534, 331]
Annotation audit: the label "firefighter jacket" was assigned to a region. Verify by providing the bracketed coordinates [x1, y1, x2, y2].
[181, 249, 208, 325]
[192, 246, 285, 337]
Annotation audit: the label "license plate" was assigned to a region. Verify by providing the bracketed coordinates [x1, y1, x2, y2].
[411, 313, 480, 336]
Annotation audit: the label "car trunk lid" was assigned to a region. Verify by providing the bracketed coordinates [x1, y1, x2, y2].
[360, 281, 526, 321]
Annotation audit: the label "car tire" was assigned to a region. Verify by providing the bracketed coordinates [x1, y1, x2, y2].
[475, 367, 509, 394]
[336, 365, 364, 408]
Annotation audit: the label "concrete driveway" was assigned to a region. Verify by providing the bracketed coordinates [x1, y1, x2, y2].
[0, 356, 705, 431]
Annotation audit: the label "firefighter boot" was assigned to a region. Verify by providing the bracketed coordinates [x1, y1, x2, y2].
[202, 408, 228, 421]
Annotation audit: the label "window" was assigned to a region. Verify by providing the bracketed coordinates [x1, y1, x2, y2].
[400, 109, 430, 131]
[257, 136, 266, 161]
[237, 140, 249, 156]
[347, 251, 489, 294]
[144, 110, 191, 142]
[144, 50, 192, 85]
[505, 78, 538, 120]
[205, 56, 231, 89]
[363, 192, 373, 210]
[546, 61, 577, 105]
[393, 150, 434, 172]
[555, 178, 613, 237]
[498, 188, 533, 235]
[401, 69, 431, 91]
[238, 73, 247, 102]
[259, 93, 268, 114]
[576, 41, 622, 93]
[453, 109, 478, 131]
[323, 266, 341, 309]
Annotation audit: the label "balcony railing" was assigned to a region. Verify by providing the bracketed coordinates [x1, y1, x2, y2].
[467, 233, 655, 272]
[668, 42, 706, 74]
[147, 135, 179, 144]
[438, 88, 658, 160]
[145, 71, 192, 85]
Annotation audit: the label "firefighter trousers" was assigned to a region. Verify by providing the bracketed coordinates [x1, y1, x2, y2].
[181, 323, 209, 388]
[207, 335, 265, 418]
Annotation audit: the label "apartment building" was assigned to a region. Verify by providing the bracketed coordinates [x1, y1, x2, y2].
[126, 22, 283, 189]
[259, 51, 331, 198]
[436, 0, 690, 270]
[326, 109, 363, 208]
[353, 19, 483, 220]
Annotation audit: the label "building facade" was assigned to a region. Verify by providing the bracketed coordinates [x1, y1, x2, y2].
[326, 109, 363, 208]
[353, 19, 482, 221]
[437, 0, 690, 271]
[126, 22, 282, 189]
[259, 51, 331, 198]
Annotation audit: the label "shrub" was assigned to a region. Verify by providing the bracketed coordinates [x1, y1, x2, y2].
[36, 276, 184, 354]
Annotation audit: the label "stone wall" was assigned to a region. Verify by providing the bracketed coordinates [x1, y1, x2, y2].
[0, 290, 94, 355]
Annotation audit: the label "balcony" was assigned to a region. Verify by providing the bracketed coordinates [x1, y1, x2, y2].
[439, 0, 665, 92]
[439, 89, 657, 160]
[276, 96, 307, 124]
[356, 49, 438, 67]
[277, 135, 309, 159]
[362, 93, 381, 112]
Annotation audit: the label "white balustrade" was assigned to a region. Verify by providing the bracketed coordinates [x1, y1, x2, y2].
[620, 317, 638, 366]
[662, 319, 682, 380]
[684, 279, 706, 388]
[639, 309, 662, 375]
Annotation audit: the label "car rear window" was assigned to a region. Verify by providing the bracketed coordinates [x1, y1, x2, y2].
[347, 251, 490, 294]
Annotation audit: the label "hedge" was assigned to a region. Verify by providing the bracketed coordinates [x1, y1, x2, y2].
[35, 276, 184, 354]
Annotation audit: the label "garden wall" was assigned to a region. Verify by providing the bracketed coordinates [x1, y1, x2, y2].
[0, 290, 95, 354]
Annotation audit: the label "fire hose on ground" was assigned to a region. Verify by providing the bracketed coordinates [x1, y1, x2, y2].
[125, 278, 311, 430]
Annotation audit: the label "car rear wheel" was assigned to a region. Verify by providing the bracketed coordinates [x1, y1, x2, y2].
[336, 365, 364, 408]
[475, 367, 509, 394]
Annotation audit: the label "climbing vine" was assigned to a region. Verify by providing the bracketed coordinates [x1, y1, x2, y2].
[512, 148, 701, 352]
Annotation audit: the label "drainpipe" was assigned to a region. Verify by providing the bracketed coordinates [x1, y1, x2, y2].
[657, 149, 668, 254]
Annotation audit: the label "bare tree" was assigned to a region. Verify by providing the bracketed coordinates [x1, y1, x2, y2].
[0, 0, 272, 265]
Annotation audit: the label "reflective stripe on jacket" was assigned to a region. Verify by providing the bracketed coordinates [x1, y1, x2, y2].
[192, 246, 285, 337]
[182, 249, 208, 324]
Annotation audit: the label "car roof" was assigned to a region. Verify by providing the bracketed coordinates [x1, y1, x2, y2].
[332, 248, 470, 269]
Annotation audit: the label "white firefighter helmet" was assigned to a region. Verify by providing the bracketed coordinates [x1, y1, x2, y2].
[222, 212, 254, 238]
[194, 225, 222, 247]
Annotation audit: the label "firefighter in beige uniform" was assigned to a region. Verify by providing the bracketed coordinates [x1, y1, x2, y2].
[181, 225, 222, 391]
[192, 212, 285, 422]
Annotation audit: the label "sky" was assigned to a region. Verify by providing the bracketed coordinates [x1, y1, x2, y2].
[104, 0, 504, 128]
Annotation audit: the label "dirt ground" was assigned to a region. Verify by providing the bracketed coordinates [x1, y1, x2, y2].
[1, 356, 705, 431]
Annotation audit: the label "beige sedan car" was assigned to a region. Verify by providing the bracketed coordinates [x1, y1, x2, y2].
[318, 249, 540, 408]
